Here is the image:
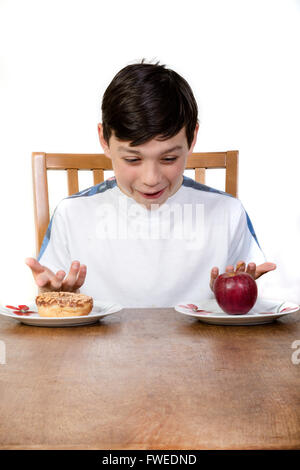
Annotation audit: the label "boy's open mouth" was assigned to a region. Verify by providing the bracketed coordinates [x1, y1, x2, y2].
[139, 188, 166, 199]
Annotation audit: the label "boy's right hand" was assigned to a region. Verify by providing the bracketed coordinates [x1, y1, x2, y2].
[25, 258, 87, 293]
[210, 260, 276, 292]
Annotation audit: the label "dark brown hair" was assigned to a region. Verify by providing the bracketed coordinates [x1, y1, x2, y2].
[101, 60, 198, 148]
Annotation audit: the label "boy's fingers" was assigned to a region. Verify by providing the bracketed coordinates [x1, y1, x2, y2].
[56, 270, 66, 279]
[72, 265, 87, 290]
[210, 267, 219, 291]
[36, 272, 62, 290]
[211, 267, 219, 277]
[36, 273, 51, 287]
[246, 263, 256, 278]
[253, 262, 276, 280]
[61, 261, 82, 291]
[25, 257, 45, 274]
[235, 261, 246, 272]
[25, 258, 57, 283]
[225, 265, 234, 273]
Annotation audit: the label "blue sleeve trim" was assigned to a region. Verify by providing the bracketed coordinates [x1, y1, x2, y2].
[37, 210, 56, 262]
[245, 211, 261, 249]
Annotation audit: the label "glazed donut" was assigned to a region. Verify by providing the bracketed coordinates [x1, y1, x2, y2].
[35, 291, 93, 317]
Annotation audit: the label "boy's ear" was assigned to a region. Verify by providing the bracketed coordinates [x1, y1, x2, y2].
[97, 123, 111, 158]
[188, 123, 199, 154]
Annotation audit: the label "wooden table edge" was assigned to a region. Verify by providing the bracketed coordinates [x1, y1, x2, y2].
[1, 444, 299, 450]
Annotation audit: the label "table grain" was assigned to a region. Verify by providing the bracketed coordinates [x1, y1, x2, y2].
[0, 308, 300, 449]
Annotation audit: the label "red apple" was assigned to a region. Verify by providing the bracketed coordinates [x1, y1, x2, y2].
[213, 272, 258, 315]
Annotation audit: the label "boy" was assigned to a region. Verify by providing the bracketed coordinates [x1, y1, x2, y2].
[25, 61, 276, 307]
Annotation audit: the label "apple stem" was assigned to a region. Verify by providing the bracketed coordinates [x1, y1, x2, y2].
[235, 262, 244, 273]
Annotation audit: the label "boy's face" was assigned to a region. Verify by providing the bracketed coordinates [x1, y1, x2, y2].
[98, 124, 199, 209]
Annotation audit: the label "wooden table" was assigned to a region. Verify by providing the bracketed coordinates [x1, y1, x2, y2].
[0, 307, 300, 450]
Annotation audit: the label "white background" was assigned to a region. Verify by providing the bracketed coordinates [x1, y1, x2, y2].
[0, 0, 299, 305]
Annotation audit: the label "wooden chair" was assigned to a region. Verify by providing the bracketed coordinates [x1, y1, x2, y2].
[32, 150, 238, 256]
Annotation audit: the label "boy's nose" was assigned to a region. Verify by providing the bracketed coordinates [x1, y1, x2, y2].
[141, 165, 162, 187]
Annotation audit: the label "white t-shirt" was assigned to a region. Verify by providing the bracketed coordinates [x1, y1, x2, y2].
[38, 176, 266, 307]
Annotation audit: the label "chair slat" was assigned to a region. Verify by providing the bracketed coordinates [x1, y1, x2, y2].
[195, 168, 205, 184]
[93, 169, 104, 185]
[67, 169, 79, 195]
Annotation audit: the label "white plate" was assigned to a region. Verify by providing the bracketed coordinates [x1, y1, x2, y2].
[0, 301, 123, 327]
[174, 298, 300, 325]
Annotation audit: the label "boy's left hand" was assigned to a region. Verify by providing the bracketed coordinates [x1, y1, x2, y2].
[210, 261, 277, 292]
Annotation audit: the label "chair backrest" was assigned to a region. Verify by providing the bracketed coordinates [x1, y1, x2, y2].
[32, 150, 238, 256]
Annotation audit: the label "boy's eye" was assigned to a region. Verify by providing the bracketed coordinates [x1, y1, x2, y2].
[123, 157, 178, 163]
[124, 158, 140, 163]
